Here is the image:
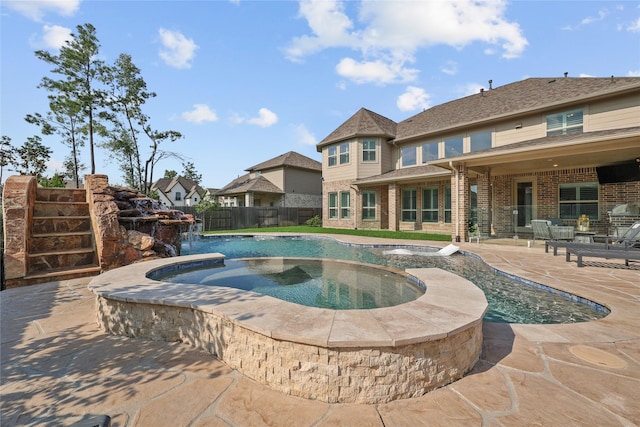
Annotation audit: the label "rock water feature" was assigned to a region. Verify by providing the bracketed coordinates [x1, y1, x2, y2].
[85, 175, 195, 271]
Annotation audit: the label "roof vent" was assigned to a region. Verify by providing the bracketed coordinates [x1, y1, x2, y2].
[489, 79, 493, 89]
[480, 88, 485, 95]
[564, 72, 568, 78]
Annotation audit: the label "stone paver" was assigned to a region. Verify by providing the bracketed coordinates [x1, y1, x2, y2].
[1, 236, 639, 426]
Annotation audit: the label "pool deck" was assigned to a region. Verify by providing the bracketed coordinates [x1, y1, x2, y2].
[1, 235, 639, 426]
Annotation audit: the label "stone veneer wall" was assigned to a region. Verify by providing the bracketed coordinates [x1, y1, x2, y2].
[95, 296, 482, 404]
[2, 176, 37, 281]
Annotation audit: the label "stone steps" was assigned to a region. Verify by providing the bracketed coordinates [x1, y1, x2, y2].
[26, 188, 100, 281]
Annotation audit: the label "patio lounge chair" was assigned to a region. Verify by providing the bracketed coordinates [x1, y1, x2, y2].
[565, 246, 640, 267]
[546, 221, 640, 255]
[531, 219, 575, 244]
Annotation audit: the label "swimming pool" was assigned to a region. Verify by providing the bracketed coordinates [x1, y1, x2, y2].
[151, 257, 424, 309]
[181, 235, 608, 324]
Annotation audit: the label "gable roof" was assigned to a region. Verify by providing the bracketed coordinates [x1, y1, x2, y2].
[151, 176, 204, 199]
[245, 151, 321, 172]
[317, 108, 397, 149]
[396, 77, 640, 143]
[215, 173, 284, 196]
[354, 164, 451, 185]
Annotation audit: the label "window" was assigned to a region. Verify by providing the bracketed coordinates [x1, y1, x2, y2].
[559, 183, 598, 219]
[470, 131, 492, 152]
[339, 142, 350, 164]
[328, 146, 337, 167]
[401, 189, 417, 222]
[328, 192, 338, 218]
[175, 191, 181, 201]
[362, 139, 376, 162]
[444, 136, 463, 158]
[547, 109, 583, 136]
[422, 142, 438, 163]
[401, 146, 417, 167]
[444, 186, 452, 223]
[362, 191, 376, 220]
[340, 191, 351, 218]
[422, 187, 439, 222]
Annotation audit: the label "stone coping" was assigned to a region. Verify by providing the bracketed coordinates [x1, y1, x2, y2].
[88, 253, 488, 349]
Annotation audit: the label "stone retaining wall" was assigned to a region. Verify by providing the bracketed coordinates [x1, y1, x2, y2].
[90, 256, 487, 404]
[95, 295, 481, 404]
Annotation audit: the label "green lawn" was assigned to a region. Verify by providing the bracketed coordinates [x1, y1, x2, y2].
[203, 226, 451, 242]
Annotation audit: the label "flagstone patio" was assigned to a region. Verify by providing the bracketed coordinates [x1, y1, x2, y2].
[1, 237, 638, 426]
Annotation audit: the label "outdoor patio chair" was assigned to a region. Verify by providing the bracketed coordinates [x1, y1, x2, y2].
[565, 246, 640, 267]
[546, 221, 640, 255]
[531, 219, 575, 244]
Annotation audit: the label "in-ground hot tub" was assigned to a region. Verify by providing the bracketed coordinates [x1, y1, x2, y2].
[89, 254, 488, 404]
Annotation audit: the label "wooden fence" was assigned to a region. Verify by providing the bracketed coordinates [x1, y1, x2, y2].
[179, 207, 321, 232]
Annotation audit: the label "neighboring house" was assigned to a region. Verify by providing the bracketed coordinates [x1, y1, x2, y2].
[215, 151, 322, 208]
[317, 76, 640, 241]
[151, 176, 205, 208]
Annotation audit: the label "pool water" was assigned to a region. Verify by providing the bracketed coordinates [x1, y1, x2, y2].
[153, 258, 424, 310]
[181, 236, 609, 324]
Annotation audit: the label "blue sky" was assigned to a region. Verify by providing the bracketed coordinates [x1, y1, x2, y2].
[1, 0, 639, 189]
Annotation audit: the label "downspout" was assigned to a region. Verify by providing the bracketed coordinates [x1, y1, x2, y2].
[449, 161, 461, 242]
[350, 184, 359, 230]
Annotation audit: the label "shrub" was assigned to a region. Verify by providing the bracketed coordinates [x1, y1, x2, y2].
[305, 215, 322, 227]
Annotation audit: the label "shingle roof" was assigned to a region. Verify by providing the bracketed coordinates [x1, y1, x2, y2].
[317, 108, 397, 149]
[396, 77, 640, 142]
[215, 174, 284, 196]
[246, 151, 321, 172]
[353, 164, 451, 185]
[316, 77, 640, 150]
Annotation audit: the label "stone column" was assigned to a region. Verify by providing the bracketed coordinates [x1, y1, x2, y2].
[388, 183, 398, 231]
[2, 176, 36, 282]
[477, 170, 491, 236]
[452, 165, 469, 242]
[85, 175, 123, 270]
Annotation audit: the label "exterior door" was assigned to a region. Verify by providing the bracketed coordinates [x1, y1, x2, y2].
[515, 180, 534, 227]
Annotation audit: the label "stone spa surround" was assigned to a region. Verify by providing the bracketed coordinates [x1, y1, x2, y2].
[89, 254, 488, 404]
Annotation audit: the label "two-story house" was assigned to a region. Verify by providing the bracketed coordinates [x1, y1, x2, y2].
[151, 176, 204, 208]
[215, 151, 322, 208]
[317, 76, 640, 241]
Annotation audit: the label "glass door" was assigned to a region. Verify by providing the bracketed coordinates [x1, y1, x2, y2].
[516, 181, 533, 227]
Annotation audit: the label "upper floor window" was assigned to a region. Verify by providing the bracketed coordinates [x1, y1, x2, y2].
[401, 146, 417, 167]
[547, 109, 583, 136]
[444, 136, 463, 158]
[328, 146, 337, 167]
[470, 131, 492, 152]
[362, 191, 376, 220]
[422, 142, 438, 163]
[362, 139, 376, 162]
[559, 183, 598, 220]
[175, 191, 181, 201]
[339, 142, 350, 164]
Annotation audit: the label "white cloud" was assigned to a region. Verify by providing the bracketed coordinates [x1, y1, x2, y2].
[628, 17, 640, 32]
[336, 57, 418, 84]
[182, 104, 218, 124]
[4, 0, 79, 22]
[628, 69, 640, 77]
[580, 8, 609, 25]
[158, 28, 198, 69]
[41, 24, 72, 50]
[397, 86, 431, 112]
[248, 108, 278, 127]
[286, 0, 527, 85]
[293, 124, 317, 146]
[232, 108, 279, 128]
[440, 61, 458, 76]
